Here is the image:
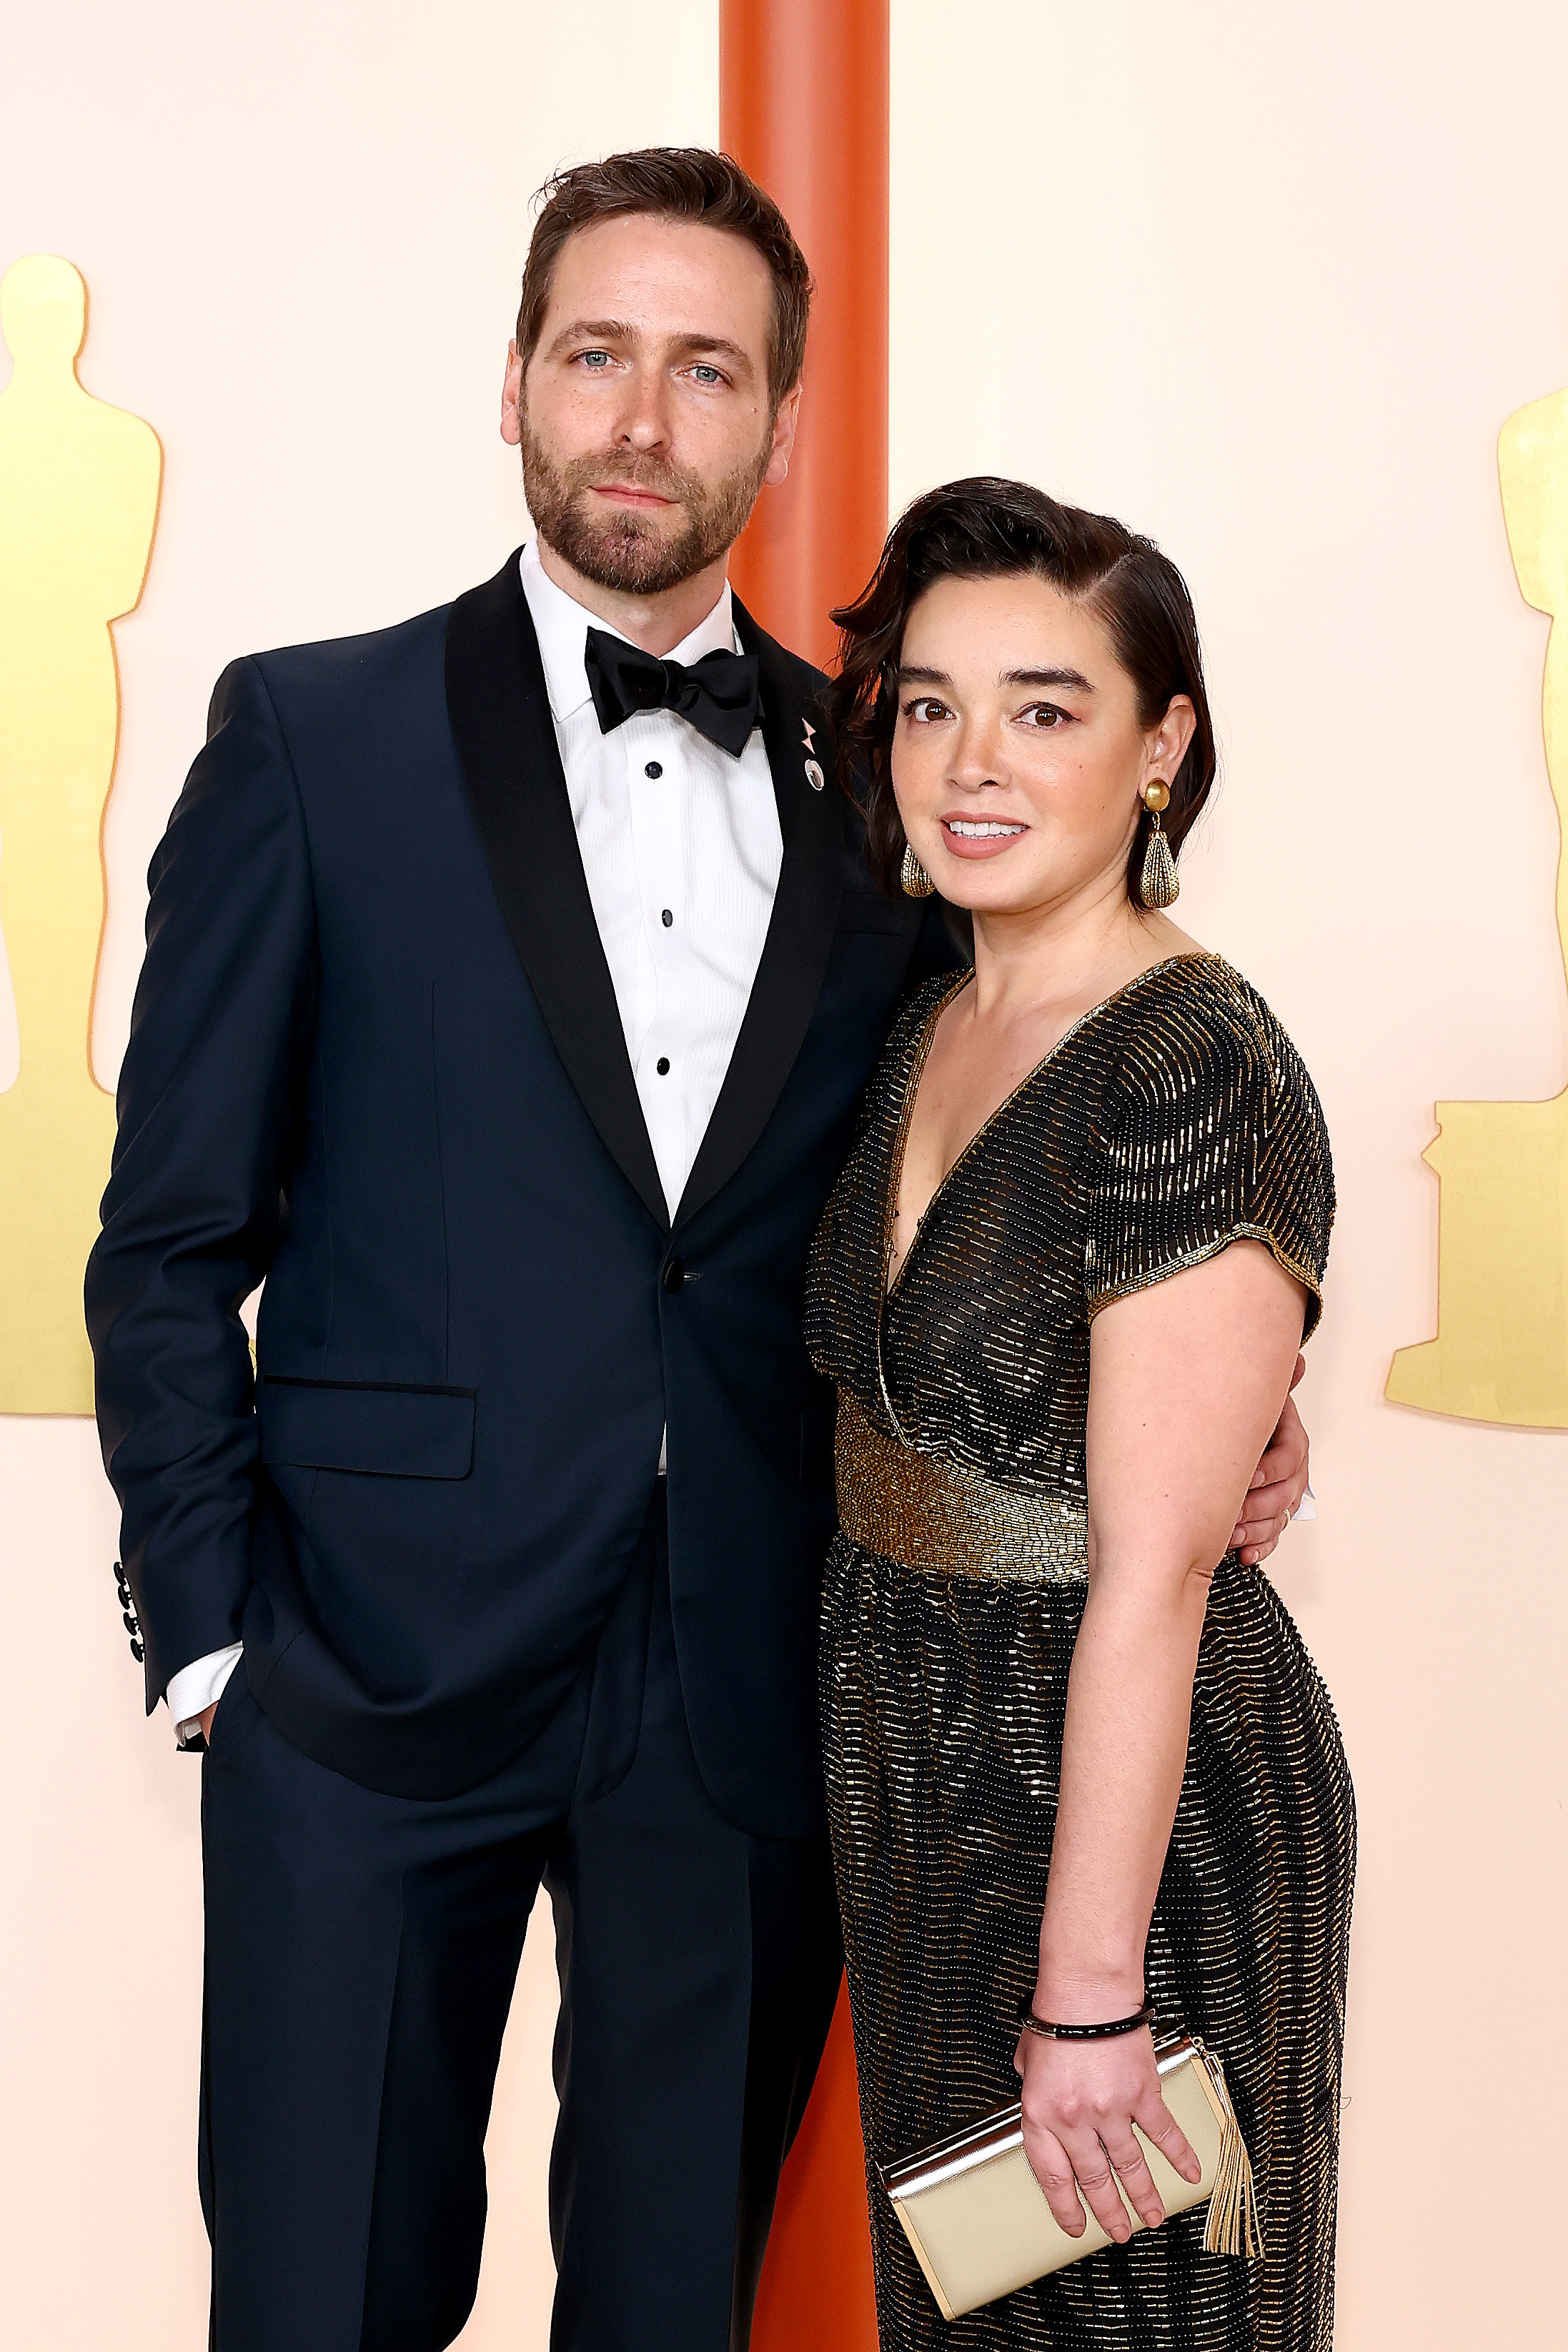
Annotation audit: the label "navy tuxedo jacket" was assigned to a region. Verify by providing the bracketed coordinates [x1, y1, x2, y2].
[87, 553, 959, 1833]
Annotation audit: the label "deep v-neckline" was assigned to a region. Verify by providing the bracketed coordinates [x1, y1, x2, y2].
[881, 953, 1219, 1304]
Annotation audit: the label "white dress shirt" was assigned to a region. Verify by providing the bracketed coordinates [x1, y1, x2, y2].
[167, 541, 782, 1742]
[517, 538, 781, 1216]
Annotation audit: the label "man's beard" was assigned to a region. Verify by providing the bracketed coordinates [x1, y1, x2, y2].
[520, 412, 773, 597]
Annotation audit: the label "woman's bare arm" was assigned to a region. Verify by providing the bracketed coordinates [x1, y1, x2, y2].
[1016, 1238, 1309, 2241]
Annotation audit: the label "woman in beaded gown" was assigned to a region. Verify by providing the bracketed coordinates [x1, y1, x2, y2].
[804, 480, 1354, 2352]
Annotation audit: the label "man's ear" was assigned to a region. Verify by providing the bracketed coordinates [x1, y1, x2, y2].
[500, 338, 524, 448]
[762, 379, 803, 488]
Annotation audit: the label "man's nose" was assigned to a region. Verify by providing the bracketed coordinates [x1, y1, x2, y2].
[615, 366, 671, 453]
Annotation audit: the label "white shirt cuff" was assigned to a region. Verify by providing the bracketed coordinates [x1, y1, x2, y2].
[169, 1644, 243, 1747]
[1293, 1480, 1318, 1523]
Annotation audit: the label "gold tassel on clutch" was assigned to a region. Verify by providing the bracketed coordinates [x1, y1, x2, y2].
[1199, 2045, 1266, 2261]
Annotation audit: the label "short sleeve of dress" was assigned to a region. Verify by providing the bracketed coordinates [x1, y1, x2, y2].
[1085, 962, 1334, 1338]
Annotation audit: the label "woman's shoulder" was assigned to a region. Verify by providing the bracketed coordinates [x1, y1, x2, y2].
[1087, 951, 1335, 1326]
[901, 965, 968, 1023]
[1107, 952, 1324, 1129]
[833, 969, 967, 1164]
[880, 967, 967, 1077]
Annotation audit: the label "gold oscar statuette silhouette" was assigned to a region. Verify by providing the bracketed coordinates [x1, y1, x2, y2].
[0, 255, 160, 1415]
[1386, 357, 1568, 1427]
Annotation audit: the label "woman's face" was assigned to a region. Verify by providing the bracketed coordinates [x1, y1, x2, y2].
[890, 570, 1194, 919]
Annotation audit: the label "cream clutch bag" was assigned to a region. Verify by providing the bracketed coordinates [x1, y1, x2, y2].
[881, 2035, 1261, 2321]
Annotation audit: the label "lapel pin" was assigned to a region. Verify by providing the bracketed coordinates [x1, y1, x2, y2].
[801, 718, 824, 789]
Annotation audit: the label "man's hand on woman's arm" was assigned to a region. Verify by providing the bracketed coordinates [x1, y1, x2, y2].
[1232, 1354, 1309, 1565]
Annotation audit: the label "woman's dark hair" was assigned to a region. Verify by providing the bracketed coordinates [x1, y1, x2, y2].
[828, 477, 1217, 902]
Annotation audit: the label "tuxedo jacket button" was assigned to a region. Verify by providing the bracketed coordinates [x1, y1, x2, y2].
[663, 1257, 685, 1294]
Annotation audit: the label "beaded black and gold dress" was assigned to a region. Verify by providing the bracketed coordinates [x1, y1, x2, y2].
[804, 953, 1354, 2352]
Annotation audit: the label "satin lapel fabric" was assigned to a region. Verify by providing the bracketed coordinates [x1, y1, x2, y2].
[444, 553, 669, 1232]
[674, 595, 844, 1235]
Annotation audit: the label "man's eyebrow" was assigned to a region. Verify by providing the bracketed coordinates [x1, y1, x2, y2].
[1001, 666, 1095, 691]
[666, 331, 755, 372]
[547, 317, 639, 348]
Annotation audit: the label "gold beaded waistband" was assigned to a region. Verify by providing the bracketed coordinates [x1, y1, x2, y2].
[834, 1393, 1090, 1583]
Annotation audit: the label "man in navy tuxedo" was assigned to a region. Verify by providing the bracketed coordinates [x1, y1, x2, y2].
[88, 149, 1311, 2352]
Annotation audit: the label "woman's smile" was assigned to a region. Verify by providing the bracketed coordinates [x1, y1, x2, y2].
[941, 814, 1029, 856]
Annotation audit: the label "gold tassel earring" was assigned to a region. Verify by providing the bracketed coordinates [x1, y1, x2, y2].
[1139, 778, 1179, 909]
[900, 841, 936, 899]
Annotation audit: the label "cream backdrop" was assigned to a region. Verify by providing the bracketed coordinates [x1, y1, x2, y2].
[2, 4, 1564, 2348]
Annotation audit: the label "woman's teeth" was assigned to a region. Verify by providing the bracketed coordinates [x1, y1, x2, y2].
[946, 820, 1026, 838]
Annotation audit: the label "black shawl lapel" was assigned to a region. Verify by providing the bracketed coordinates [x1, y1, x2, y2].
[673, 599, 844, 1235]
[445, 552, 669, 1232]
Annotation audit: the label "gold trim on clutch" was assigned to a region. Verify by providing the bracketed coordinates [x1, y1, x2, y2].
[835, 1392, 1089, 1583]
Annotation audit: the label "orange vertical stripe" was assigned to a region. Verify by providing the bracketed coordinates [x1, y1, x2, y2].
[721, 0, 890, 671]
[722, 12, 888, 2346]
[748, 1978, 878, 2352]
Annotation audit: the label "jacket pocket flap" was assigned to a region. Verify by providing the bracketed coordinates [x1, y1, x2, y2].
[258, 1378, 475, 1479]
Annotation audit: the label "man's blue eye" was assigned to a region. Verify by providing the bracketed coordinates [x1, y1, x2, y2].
[692, 365, 721, 384]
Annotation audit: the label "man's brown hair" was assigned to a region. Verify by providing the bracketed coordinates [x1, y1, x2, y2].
[516, 148, 813, 409]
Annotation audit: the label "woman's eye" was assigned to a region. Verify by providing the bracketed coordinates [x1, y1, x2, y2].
[1020, 702, 1068, 728]
[903, 697, 951, 724]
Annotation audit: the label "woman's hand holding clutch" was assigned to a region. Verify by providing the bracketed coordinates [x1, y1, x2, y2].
[1013, 2015, 1203, 2245]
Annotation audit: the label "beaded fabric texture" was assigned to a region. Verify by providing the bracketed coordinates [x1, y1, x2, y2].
[804, 954, 1354, 2352]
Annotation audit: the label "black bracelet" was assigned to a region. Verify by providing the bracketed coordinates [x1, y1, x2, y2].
[1017, 1995, 1157, 2042]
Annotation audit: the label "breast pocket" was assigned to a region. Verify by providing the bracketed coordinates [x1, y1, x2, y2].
[257, 1376, 476, 1479]
[835, 897, 917, 939]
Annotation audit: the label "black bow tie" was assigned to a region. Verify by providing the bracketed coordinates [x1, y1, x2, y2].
[583, 627, 761, 759]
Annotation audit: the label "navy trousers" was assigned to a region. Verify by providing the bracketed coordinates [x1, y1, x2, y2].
[199, 1490, 842, 2351]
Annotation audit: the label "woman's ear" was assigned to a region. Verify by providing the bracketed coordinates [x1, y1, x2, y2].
[1152, 693, 1197, 774]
